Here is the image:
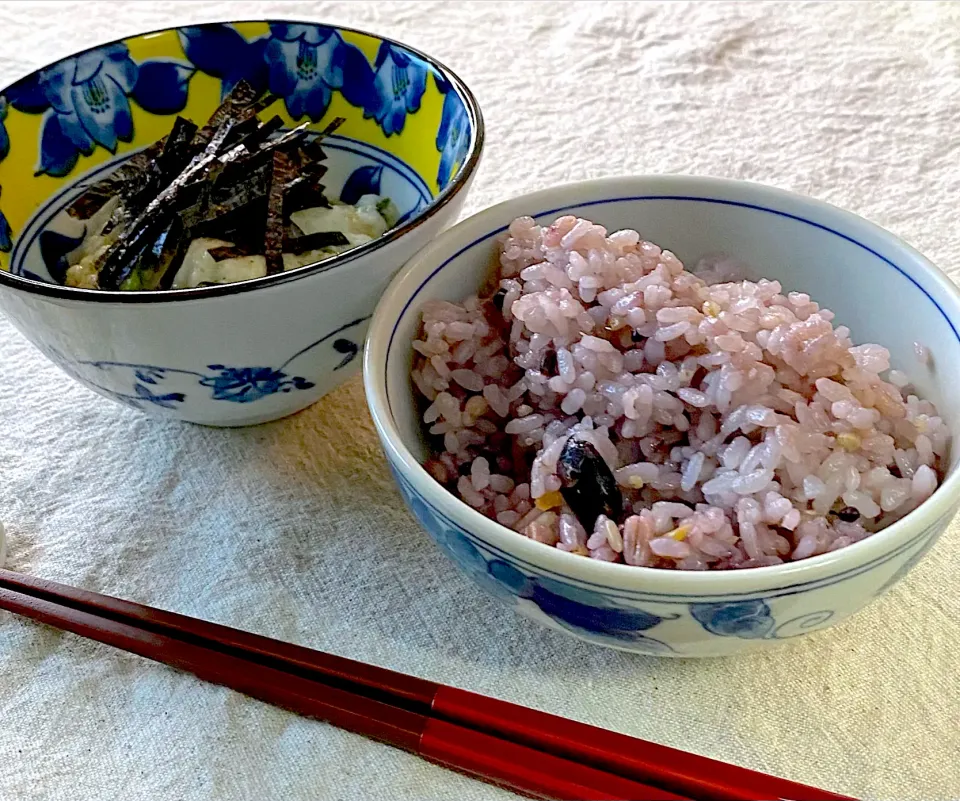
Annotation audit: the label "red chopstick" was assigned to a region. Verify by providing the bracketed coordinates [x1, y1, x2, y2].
[0, 570, 681, 801]
[0, 568, 854, 801]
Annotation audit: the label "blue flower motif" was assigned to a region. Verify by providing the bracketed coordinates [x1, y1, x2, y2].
[0, 96, 9, 163]
[493, 563, 672, 648]
[131, 59, 195, 115]
[199, 366, 315, 403]
[689, 600, 775, 639]
[29, 43, 136, 176]
[39, 227, 85, 283]
[72, 318, 361, 410]
[340, 165, 383, 205]
[7, 43, 194, 178]
[0, 211, 11, 253]
[266, 24, 347, 122]
[364, 43, 428, 136]
[390, 473, 673, 651]
[178, 25, 269, 99]
[180, 23, 377, 121]
[178, 23, 433, 136]
[0, 186, 12, 253]
[434, 74, 470, 189]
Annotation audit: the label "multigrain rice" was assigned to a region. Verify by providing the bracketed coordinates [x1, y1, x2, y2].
[413, 215, 948, 570]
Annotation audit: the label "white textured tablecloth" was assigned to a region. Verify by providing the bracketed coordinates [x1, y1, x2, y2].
[1, 2, 958, 799]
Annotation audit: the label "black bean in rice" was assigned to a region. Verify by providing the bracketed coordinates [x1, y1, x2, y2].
[412, 215, 948, 570]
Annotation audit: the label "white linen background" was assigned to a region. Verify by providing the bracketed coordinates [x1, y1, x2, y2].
[0, 2, 958, 799]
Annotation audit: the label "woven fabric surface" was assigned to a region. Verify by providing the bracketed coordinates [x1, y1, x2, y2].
[0, 2, 957, 799]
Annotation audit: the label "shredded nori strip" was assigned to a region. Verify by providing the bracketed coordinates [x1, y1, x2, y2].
[236, 114, 285, 153]
[284, 173, 330, 214]
[251, 92, 282, 116]
[283, 231, 349, 254]
[193, 80, 260, 146]
[67, 78, 344, 290]
[264, 150, 295, 275]
[206, 228, 347, 261]
[202, 119, 237, 159]
[209, 160, 273, 211]
[125, 117, 202, 215]
[64, 135, 171, 221]
[192, 201, 268, 250]
[217, 115, 260, 151]
[119, 215, 188, 291]
[207, 245, 254, 262]
[215, 116, 285, 174]
[243, 122, 311, 165]
[237, 116, 283, 155]
[309, 116, 346, 151]
[156, 117, 200, 176]
[65, 182, 122, 221]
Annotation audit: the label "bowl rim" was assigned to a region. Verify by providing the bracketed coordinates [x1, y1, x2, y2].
[364, 174, 960, 594]
[0, 18, 485, 305]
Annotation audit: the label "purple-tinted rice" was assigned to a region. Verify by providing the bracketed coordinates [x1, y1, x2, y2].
[412, 215, 948, 570]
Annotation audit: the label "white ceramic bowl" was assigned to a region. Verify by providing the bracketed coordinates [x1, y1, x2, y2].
[364, 175, 960, 657]
[0, 23, 483, 426]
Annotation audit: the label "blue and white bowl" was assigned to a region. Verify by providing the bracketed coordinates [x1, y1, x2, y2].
[0, 21, 483, 426]
[364, 176, 960, 656]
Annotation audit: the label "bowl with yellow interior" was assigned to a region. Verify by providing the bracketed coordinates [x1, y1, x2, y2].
[0, 21, 483, 425]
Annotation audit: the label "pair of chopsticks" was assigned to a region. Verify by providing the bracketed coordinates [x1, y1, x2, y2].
[0, 568, 854, 801]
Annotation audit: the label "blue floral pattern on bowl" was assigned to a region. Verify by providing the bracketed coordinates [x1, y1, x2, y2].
[689, 600, 775, 639]
[366, 43, 427, 136]
[435, 74, 470, 189]
[265, 24, 349, 120]
[393, 468, 676, 653]
[340, 164, 384, 205]
[0, 187, 11, 254]
[78, 362, 313, 410]
[181, 23, 377, 121]
[1, 21, 471, 196]
[689, 600, 837, 641]
[0, 96, 9, 164]
[5, 43, 194, 177]
[179, 23, 431, 139]
[381, 457, 950, 654]
[491, 562, 677, 653]
[0, 21, 481, 429]
[201, 366, 315, 403]
[54, 315, 368, 411]
[0, 21, 474, 280]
